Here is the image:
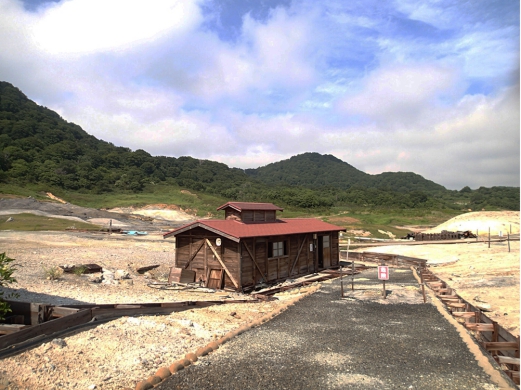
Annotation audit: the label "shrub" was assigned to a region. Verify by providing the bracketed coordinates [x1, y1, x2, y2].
[73, 265, 87, 276]
[43, 265, 63, 280]
[0, 252, 18, 320]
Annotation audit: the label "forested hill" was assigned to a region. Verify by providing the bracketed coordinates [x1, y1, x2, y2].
[0, 81, 249, 194]
[246, 153, 446, 193]
[0, 81, 519, 211]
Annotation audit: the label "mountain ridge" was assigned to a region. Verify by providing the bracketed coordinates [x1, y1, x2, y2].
[1, 80, 518, 211]
[245, 152, 446, 193]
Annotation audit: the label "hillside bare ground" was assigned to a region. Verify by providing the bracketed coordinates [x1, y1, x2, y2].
[358, 211, 520, 337]
[0, 197, 194, 232]
[423, 211, 520, 236]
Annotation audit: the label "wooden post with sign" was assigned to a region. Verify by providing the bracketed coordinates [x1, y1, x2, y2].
[378, 264, 389, 299]
[340, 253, 343, 298]
[351, 250, 354, 291]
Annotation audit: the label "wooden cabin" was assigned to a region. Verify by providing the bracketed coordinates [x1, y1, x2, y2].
[163, 202, 345, 292]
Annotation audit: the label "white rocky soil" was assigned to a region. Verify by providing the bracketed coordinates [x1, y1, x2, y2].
[0, 231, 300, 389]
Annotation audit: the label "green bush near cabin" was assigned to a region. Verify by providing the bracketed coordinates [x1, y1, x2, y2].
[0, 252, 17, 320]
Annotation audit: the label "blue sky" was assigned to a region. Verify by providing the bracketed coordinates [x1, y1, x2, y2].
[0, 0, 519, 189]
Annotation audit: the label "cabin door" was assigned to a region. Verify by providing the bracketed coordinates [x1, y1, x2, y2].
[318, 235, 331, 269]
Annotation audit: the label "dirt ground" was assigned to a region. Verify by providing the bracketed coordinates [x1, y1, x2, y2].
[0, 205, 519, 389]
[0, 197, 195, 232]
[357, 211, 520, 337]
[423, 210, 520, 236]
[0, 231, 308, 389]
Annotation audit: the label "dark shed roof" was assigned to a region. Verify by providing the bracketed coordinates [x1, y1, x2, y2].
[163, 218, 345, 242]
[216, 202, 284, 212]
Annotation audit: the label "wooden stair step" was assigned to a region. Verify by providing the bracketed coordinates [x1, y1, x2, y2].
[465, 323, 495, 332]
[438, 295, 461, 302]
[452, 312, 476, 318]
[497, 356, 520, 365]
[446, 302, 466, 308]
[482, 342, 519, 351]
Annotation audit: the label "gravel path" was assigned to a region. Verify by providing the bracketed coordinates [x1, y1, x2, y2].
[156, 268, 504, 390]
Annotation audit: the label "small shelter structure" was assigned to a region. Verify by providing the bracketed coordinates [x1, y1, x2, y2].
[163, 202, 345, 292]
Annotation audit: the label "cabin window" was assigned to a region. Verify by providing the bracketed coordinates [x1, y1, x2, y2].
[268, 241, 287, 258]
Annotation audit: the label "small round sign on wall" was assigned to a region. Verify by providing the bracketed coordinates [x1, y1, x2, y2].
[216, 238, 222, 246]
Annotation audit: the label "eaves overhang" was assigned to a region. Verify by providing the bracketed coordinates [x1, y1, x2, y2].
[163, 222, 240, 242]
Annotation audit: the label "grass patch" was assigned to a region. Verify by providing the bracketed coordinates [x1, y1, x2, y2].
[48, 184, 228, 218]
[0, 213, 98, 231]
[73, 265, 87, 276]
[323, 207, 464, 239]
[42, 265, 63, 280]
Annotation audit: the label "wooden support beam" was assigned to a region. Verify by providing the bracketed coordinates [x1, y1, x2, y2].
[206, 239, 239, 289]
[507, 370, 520, 385]
[0, 309, 93, 350]
[30, 303, 47, 325]
[50, 307, 80, 318]
[242, 241, 268, 283]
[290, 236, 307, 276]
[184, 241, 205, 269]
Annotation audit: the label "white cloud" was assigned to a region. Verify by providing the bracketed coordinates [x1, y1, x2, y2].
[31, 0, 203, 56]
[337, 64, 461, 127]
[335, 86, 520, 188]
[172, 5, 320, 105]
[0, 0, 517, 190]
[241, 6, 319, 88]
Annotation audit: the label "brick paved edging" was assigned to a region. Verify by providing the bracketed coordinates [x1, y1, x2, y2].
[127, 285, 322, 390]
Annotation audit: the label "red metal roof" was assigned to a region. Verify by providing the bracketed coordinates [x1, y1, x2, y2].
[216, 202, 283, 212]
[163, 218, 345, 242]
